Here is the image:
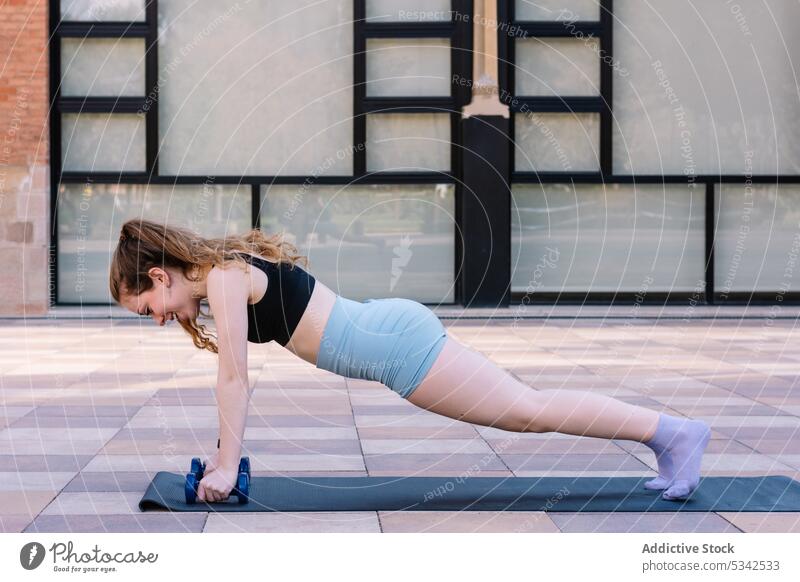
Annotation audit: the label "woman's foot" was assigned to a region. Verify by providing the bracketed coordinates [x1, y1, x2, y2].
[643, 413, 712, 501]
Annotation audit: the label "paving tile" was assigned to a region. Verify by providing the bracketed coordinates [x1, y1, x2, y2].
[0, 439, 107, 455]
[625, 449, 797, 473]
[241, 440, 363, 455]
[244, 426, 359, 440]
[62, 472, 156, 493]
[25, 514, 207, 533]
[0, 515, 34, 532]
[771, 455, 800, 470]
[40, 492, 143, 515]
[615, 438, 754, 455]
[31, 405, 140, 417]
[133, 405, 219, 418]
[355, 414, 463, 428]
[549, 511, 743, 532]
[713, 427, 800, 440]
[4, 319, 800, 534]
[512, 470, 655, 477]
[243, 415, 354, 427]
[500, 453, 651, 472]
[361, 439, 494, 455]
[716, 512, 800, 533]
[126, 416, 220, 429]
[248, 454, 365, 471]
[204, 512, 381, 533]
[365, 453, 507, 473]
[0, 491, 59, 516]
[10, 416, 130, 428]
[100, 439, 218, 455]
[83, 454, 367, 472]
[0, 427, 119, 440]
[487, 437, 626, 455]
[250, 470, 369, 478]
[739, 439, 800, 454]
[113, 428, 219, 440]
[0, 455, 93, 471]
[378, 510, 560, 532]
[0, 472, 76, 491]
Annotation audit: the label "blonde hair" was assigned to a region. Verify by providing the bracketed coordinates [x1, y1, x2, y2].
[109, 218, 309, 353]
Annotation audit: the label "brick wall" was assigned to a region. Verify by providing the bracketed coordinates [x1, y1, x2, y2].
[0, 0, 50, 315]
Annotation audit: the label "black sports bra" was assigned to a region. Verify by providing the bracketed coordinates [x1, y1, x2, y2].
[235, 252, 316, 345]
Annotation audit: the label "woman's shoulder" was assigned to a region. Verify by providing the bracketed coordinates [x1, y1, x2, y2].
[235, 252, 278, 266]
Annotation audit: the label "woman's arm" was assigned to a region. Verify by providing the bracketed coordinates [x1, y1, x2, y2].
[205, 265, 252, 472]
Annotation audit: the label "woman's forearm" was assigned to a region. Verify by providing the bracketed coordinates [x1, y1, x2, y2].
[216, 378, 251, 469]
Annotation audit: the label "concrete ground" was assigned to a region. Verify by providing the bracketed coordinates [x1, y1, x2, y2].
[1, 312, 800, 533]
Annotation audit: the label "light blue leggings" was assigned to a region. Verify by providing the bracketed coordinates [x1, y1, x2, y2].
[315, 296, 448, 399]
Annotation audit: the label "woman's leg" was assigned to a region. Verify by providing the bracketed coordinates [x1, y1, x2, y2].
[407, 335, 711, 500]
[408, 335, 660, 439]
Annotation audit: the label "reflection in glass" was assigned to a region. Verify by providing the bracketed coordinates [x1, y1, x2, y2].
[261, 184, 455, 302]
[715, 185, 800, 293]
[61, 38, 146, 97]
[511, 183, 705, 293]
[366, 38, 451, 97]
[57, 183, 251, 302]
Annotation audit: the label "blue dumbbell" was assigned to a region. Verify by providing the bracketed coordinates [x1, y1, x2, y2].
[184, 455, 251, 504]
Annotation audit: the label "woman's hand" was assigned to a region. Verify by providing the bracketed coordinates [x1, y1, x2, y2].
[197, 466, 239, 503]
[203, 452, 222, 476]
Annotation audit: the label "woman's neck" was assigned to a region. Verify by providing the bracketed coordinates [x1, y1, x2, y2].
[189, 263, 214, 300]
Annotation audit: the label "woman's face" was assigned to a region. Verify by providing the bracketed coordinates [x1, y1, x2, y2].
[120, 266, 202, 326]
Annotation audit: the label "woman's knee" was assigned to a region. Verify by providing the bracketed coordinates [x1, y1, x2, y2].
[502, 392, 551, 433]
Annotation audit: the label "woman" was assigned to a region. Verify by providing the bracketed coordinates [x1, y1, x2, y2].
[110, 219, 711, 504]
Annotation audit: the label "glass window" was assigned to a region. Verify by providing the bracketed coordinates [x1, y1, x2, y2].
[515, 0, 600, 21]
[715, 184, 800, 294]
[511, 183, 705, 293]
[60, 0, 146, 21]
[613, 0, 800, 175]
[260, 184, 455, 302]
[61, 38, 146, 97]
[366, 0, 452, 22]
[366, 113, 451, 172]
[515, 113, 599, 172]
[57, 183, 251, 303]
[515, 37, 600, 96]
[366, 38, 452, 97]
[61, 113, 146, 173]
[158, 0, 353, 176]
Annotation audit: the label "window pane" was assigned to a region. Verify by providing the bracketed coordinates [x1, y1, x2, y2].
[515, 0, 600, 21]
[57, 183, 251, 303]
[511, 183, 705, 293]
[366, 38, 451, 97]
[260, 184, 455, 302]
[613, 0, 800, 175]
[158, 0, 353, 176]
[515, 37, 600, 96]
[60, 0, 146, 21]
[61, 38, 146, 97]
[715, 184, 800, 293]
[366, 113, 451, 172]
[366, 0, 451, 22]
[515, 113, 599, 172]
[61, 113, 146, 172]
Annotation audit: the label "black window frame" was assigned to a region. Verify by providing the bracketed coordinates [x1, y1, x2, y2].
[499, 0, 800, 306]
[49, 0, 473, 307]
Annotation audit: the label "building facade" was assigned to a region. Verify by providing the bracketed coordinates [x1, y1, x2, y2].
[1, 0, 798, 315]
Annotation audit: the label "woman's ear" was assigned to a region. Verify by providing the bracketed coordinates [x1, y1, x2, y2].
[147, 266, 169, 287]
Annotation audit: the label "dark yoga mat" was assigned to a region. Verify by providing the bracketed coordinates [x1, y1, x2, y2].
[139, 473, 800, 512]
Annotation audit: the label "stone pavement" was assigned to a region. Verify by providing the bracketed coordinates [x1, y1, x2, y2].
[1, 315, 799, 533]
